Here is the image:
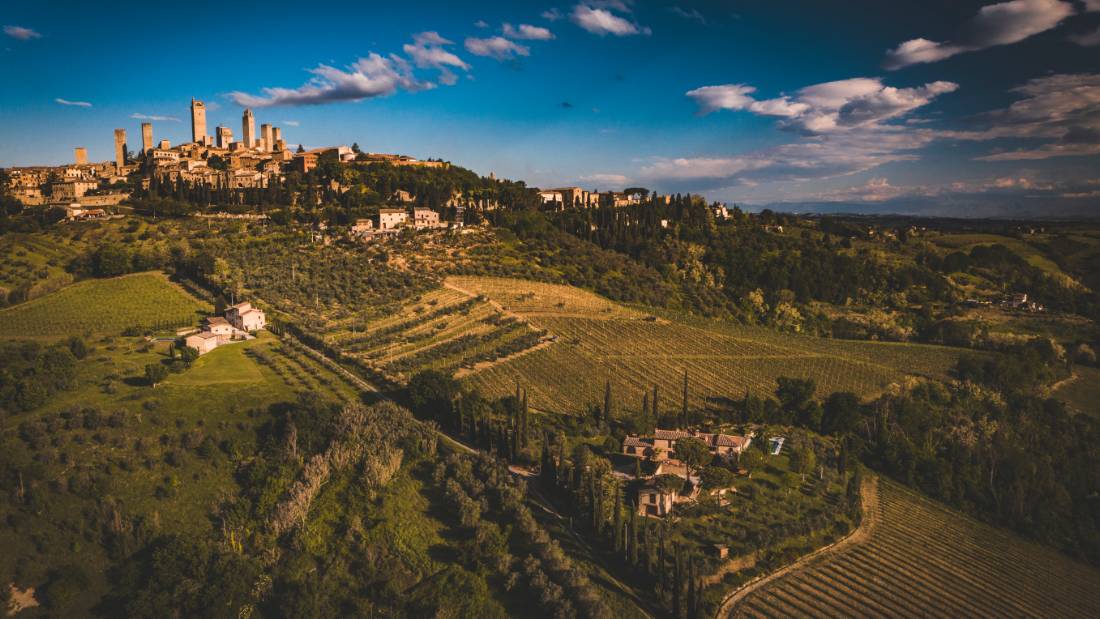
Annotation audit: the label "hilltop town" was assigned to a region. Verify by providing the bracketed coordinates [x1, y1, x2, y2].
[3, 97, 722, 231]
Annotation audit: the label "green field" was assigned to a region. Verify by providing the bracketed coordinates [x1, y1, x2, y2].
[453, 277, 964, 414]
[730, 478, 1100, 618]
[0, 271, 209, 338]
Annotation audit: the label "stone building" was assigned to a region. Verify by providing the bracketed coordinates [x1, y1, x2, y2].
[190, 98, 207, 145]
[241, 108, 255, 148]
[113, 129, 127, 170]
[141, 122, 153, 154]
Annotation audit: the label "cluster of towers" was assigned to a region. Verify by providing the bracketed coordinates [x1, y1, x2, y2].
[191, 99, 284, 152]
[84, 98, 291, 171]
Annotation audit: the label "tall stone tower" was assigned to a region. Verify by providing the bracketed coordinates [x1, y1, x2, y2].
[113, 129, 127, 170]
[141, 122, 153, 153]
[242, 109, 255, 148]
[190, 98, 207, 145]
[260, 124, 273, 152]
[74, 147, 88, 166]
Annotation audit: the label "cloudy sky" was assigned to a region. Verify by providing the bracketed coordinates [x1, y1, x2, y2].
[2, 0, 1099, 215]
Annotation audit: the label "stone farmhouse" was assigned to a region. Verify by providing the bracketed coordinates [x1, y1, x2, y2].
[623, 428, 752, 517]
[622, 428, 753, 462]
[184, 302, 266, 355]
[227, 302, 266, 331]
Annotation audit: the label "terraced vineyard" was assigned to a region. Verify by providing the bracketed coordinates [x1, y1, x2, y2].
[320, 285, 549, 382]
[730, 478, 1100, 618]
[0, 271, 209, 338]
[451, 277, 964, 413]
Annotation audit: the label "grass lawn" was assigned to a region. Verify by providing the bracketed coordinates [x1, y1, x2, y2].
[163, 334, 271, 387]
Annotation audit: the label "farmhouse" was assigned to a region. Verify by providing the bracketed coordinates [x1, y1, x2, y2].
[637, 480, 678, 517]
[378, 208, 408, 230]
[184, 331, 221, 355]
[203, 316, 233, 336]
[411, 207, 443, 230]
[623, 428, 753, 462]
[351, 218, 374, 236]
[226, 302, 266, 332]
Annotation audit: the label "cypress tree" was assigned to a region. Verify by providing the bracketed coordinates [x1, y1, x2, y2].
[682, 370, 689, 427]
[653, 385, 660, 423]
[629, 508, 639, 566]
[604, 379, 614, 427]
[642, 391, 650, 422]
[688, 557, 698, 619]
[521, 389, 529, 448]
[613, 482, 623, 551]
[673, 546, 683, 619]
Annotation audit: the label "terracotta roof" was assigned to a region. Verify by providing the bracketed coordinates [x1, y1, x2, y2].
[654, 429, 693, 440]
[623, 436, 650, 448]
[205, 316, 230, 326]
[716, 434, 748, 448]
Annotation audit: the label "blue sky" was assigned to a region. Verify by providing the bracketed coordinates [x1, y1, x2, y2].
[2, 0, 1100, 213]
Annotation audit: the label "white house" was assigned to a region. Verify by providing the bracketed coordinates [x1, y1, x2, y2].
[378, 208, 408, 230]
[203, 316, 233, 336]
[184, 331, 221, 355]
[226, 302, 266, 332]
[412, 207, 442, 230]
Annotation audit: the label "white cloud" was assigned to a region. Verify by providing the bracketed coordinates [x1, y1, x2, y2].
[941, 73, 1100, 160]
[542, 8, 563, 21]
[580, 173, 630, 185]
[571, 4, 650, 36]
[687, 77, 958, 133]
[464, 36, 530, 60]
[884, 0, 1075, 69]
[405, 32, 468, 69]
[55, 98, 91, 107]
[668, 6, 705, 23]
[283, 120, 300, 127]
[227, 52, 432, 107]
[638, 124, 941, 193]
[131, 113, 181, 122]
[474, 20, 489, 28]
[502, 23, 555, 40]
[1070, 26, 1100, 46]
[3, 25, 41, 40]
[684, 84, 757, 115]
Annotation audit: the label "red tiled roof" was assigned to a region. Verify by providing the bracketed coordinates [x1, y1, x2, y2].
[716, 434, 748, 448]
[654, 429, 693, 440]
